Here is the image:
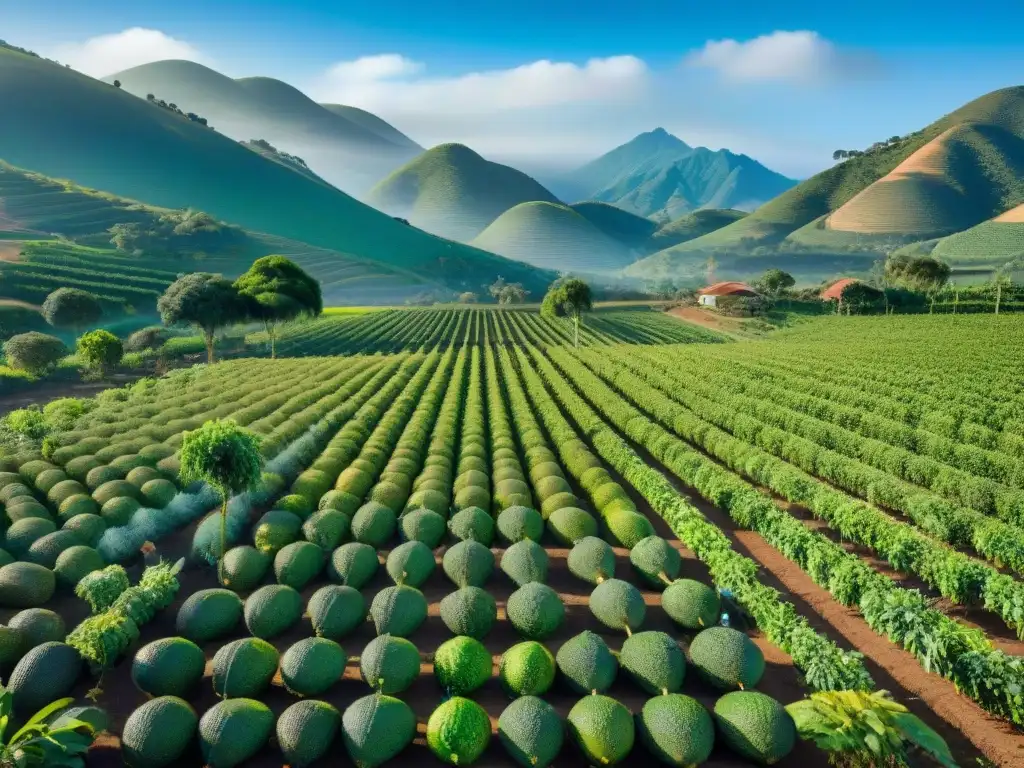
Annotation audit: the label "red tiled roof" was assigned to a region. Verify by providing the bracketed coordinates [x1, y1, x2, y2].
[821, 278, 859, 301]
[699, 281, 758, 296]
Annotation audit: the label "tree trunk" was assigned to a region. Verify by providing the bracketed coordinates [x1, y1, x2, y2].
[265, 320, 277, 359]
[954, 290, 959, 315]
[204, 329, 215, 363]
[218, 496, 228, 585]
[996, 282, 1002, 315]
[573, 314, 580, 349]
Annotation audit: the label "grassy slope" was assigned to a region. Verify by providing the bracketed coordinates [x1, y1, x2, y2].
[0, 162, 441, 306]
[107, 60, 406, 150]
[0, 49, 552, 295]
[664, 85, 1024, 254]
[471, 201, 635, 274]
[931, 203, 1024, 267]
[569, 202, 658, 248]
[319, 104, 420, 149]
[648, 209, 748, 250]
[366, 143, 561, 241]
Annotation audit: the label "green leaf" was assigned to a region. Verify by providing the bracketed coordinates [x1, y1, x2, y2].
[891, 712, 959, 768]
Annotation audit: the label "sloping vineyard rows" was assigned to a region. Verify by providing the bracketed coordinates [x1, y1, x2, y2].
[263, 307, 724, 356]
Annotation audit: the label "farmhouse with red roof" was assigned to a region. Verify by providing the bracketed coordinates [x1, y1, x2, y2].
[697, 281, 759, 307]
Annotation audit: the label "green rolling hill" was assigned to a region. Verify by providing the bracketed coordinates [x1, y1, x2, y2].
[367, 143, 561, 241]
[105, 59, 421, 194]
[928, 203, 1024, 267]
[648, 209, 749, 251]
[471, 201, 636, 274]
[569, 202, 658, 250]
[659, 85, 1024, 258]
[0, 162, 448, 309]
[0, 47, 553, 297]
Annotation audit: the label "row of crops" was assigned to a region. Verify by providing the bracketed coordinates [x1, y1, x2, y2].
[255, 307, 725, 356]
[0, 309, 1006, 766]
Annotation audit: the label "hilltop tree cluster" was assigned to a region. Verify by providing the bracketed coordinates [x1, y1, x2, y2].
[242, 139, 310, 168]
[144, 93, 211, 127]
[832, 134, 910, 161]
[109, 208, 247, 257]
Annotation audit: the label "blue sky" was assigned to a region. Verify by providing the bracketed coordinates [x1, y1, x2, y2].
[7, 0, 1024, 176]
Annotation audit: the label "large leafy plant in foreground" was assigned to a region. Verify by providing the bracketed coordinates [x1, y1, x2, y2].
[0, 687, 97, 768]
[786, 689, 957, 768]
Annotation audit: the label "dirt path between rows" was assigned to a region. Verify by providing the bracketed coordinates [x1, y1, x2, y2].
[667, 306, 748, 337]
[606, 423, 1024, 766]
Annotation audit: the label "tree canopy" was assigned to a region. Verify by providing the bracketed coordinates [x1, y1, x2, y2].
[233, 255, 322, 358]
[179, 419, 263, 582]
[884, 254, 951, 293]
[157, 273, 249, 363]
[77, 330, 123, 377]
[541, 278, 593, 348]
[41, 288, 103, 331]
[488, 278, 529, 305]
[755, 269, 796, 296]
[2, 332, 66, 376]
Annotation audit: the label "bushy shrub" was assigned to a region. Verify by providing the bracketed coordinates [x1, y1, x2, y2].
[77, 330, 123, 376]
[2, 332, 66, 375]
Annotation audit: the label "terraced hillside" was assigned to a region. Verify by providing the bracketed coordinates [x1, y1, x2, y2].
[652, 85, 1024, 258]
[0, 164, 448, 308]
[367, 144, 561, 242]
[471, 202, 636, 274]
[0, 47, 552, 296]
[930, 202, 1024, 266]
[106, 59, 420, 194]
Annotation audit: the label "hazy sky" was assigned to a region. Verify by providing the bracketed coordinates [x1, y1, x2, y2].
[7, 0, 1024, 177]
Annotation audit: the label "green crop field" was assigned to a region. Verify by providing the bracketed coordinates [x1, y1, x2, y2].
[1, 308, 1022, 767]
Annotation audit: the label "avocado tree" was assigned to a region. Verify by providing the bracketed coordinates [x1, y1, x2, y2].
[541, 278, 593, 348]
[41, 288, 103, 334]
[179, 419, 262, 583]
[157, 272, 249, 363]
[233, 255, 323, 358]
[76, 330, 123, 378]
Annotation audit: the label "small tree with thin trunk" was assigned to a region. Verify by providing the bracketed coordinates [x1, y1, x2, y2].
[157, 273, 248, 363]
[541, 278, 593, 348]
[179, 420, 262, 583]
[233, 255, 322, 358]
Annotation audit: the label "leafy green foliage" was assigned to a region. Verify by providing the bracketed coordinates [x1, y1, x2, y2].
[233, 256, 322, 358]
[541, 278, 592, 348]
[76, 330, 122, 377]
[41, 288, 102, 331]
[2, 332, 66, 375]
[0, 685, 97, 767]
[157, 273, 249, 363]
[786, 690, 956, 768]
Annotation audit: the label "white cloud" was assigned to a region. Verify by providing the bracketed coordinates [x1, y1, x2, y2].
[685, 30, 862, 84]
[50, 28, 210, 78]
[311, 54, 649, 115]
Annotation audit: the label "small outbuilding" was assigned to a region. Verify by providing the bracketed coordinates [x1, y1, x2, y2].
[697, 281, 759, 307]
[821, 278, 860, 302]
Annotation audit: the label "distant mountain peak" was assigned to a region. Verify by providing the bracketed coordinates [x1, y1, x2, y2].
[631, 127, 691, 150]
